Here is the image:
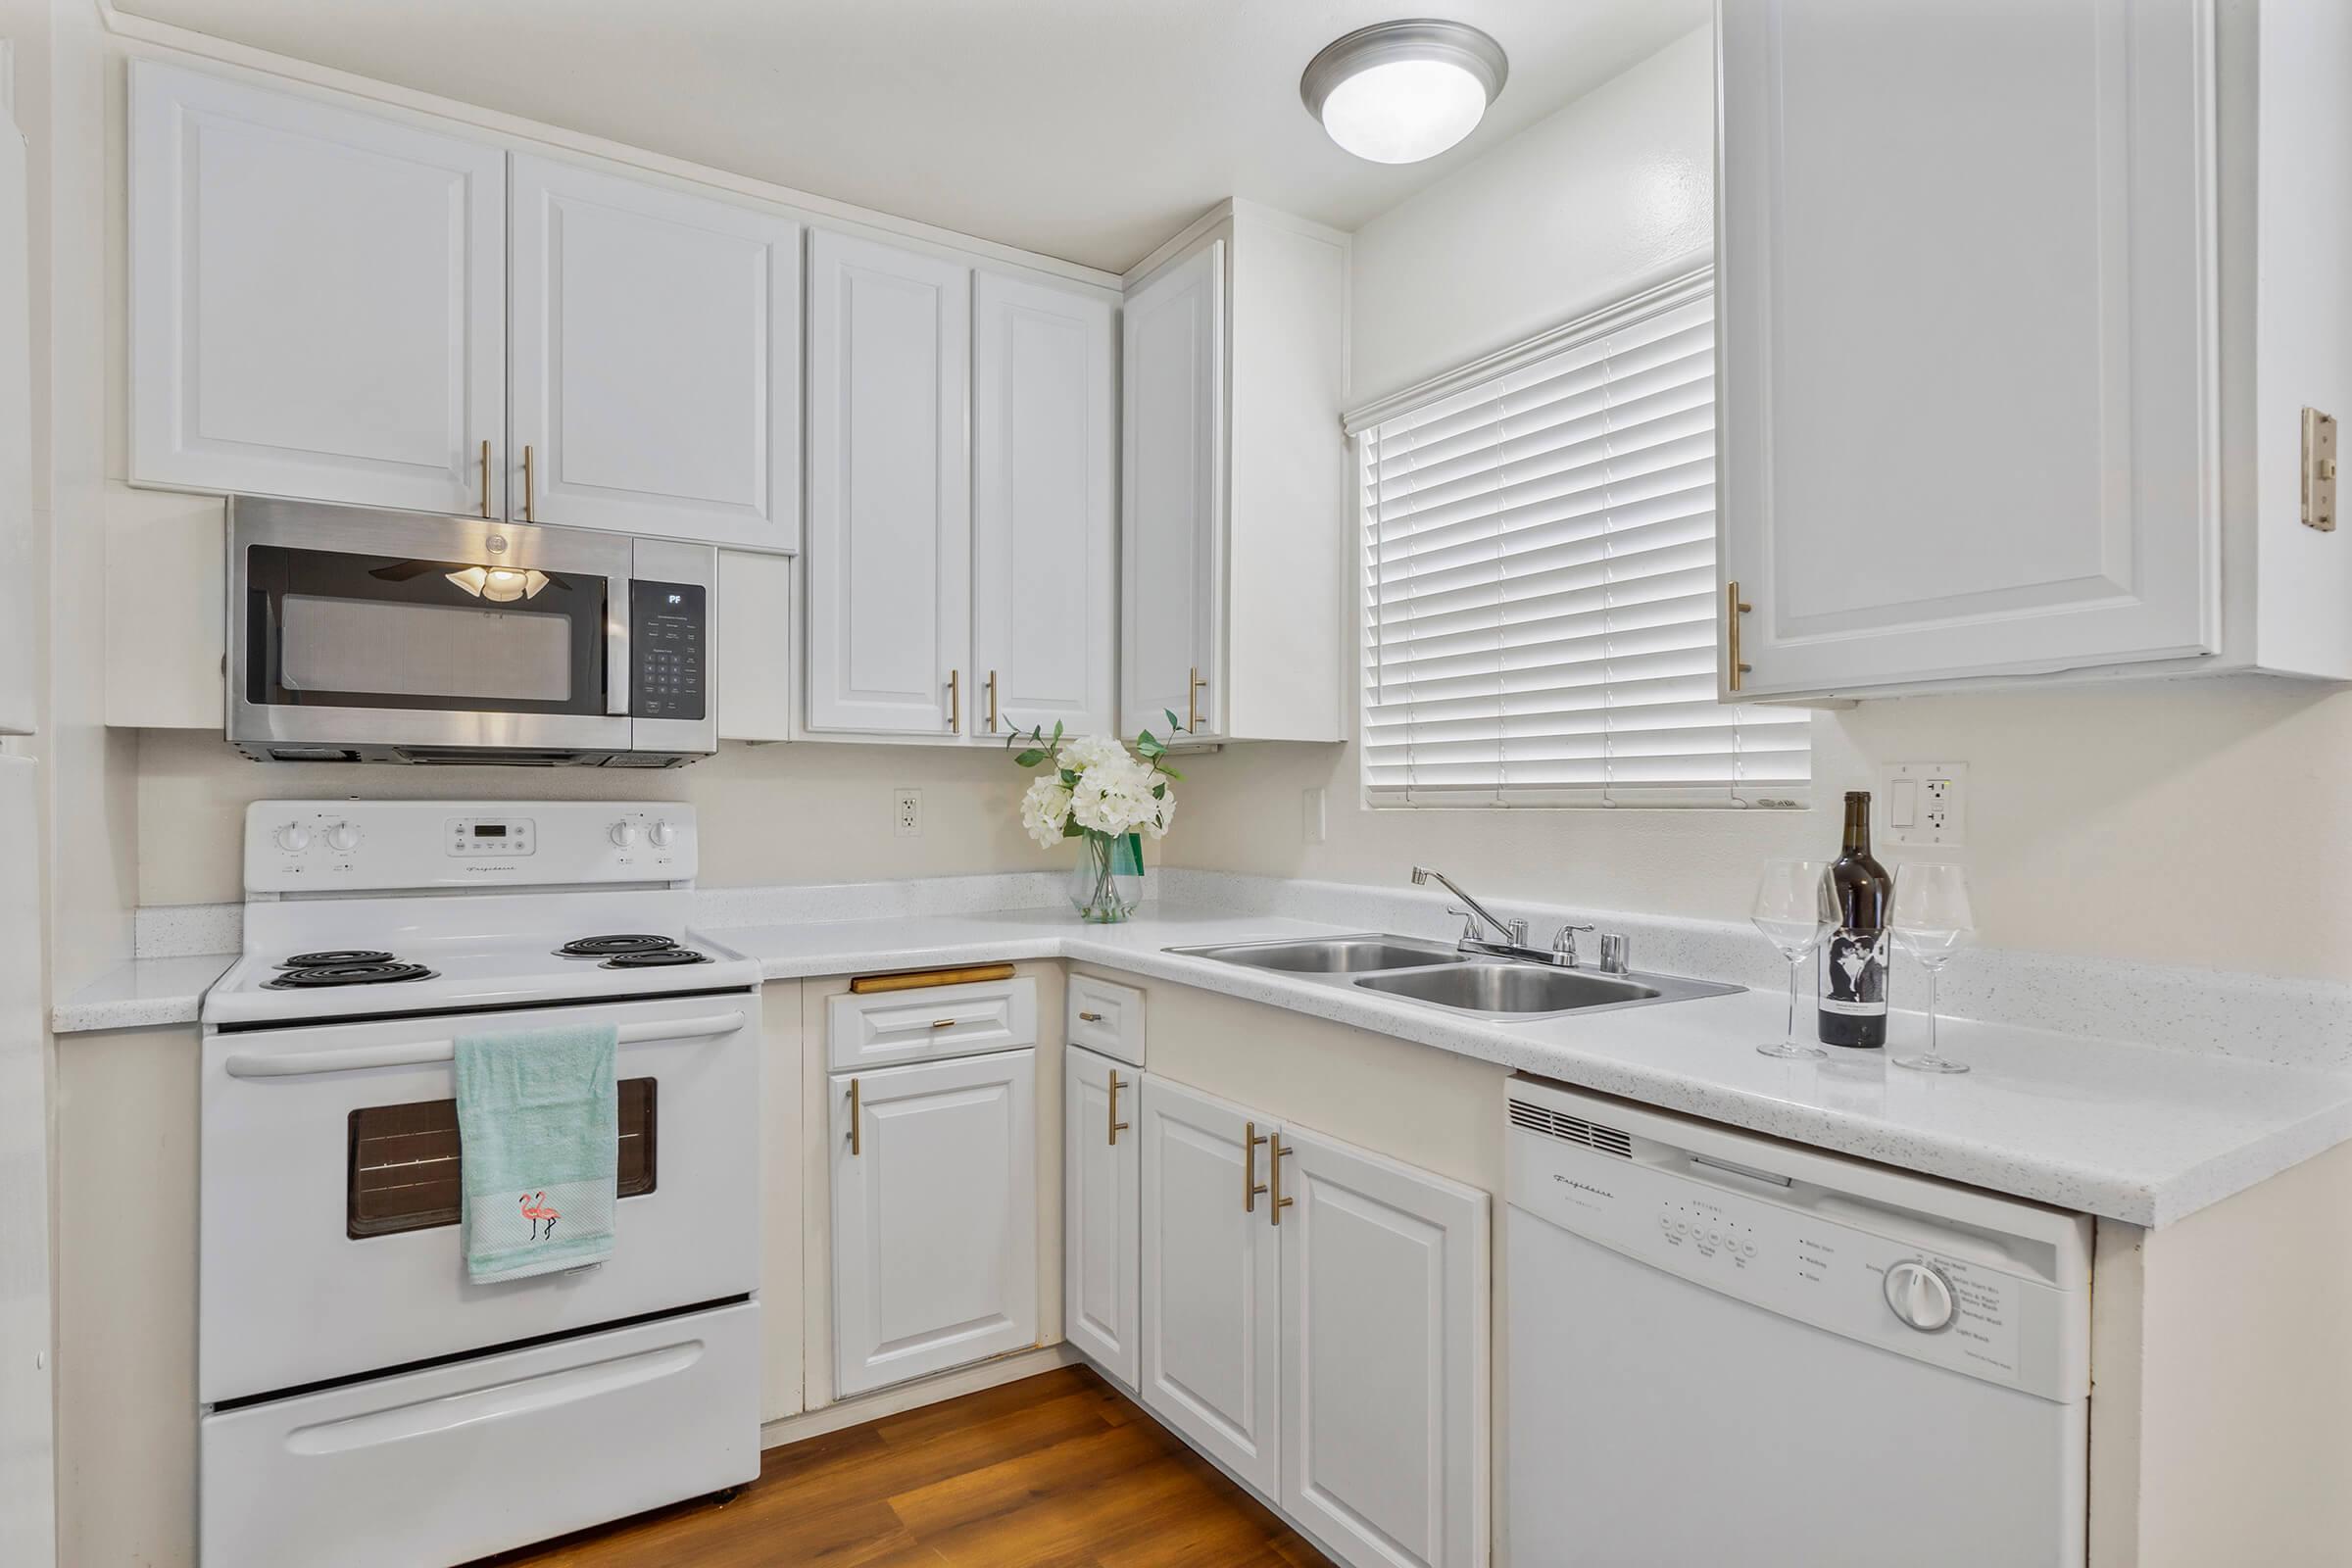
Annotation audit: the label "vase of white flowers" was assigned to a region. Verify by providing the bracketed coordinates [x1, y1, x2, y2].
[1007, 716, 1182, 923]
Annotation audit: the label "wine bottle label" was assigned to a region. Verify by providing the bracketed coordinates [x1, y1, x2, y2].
[1820, 930, 1888, 1017]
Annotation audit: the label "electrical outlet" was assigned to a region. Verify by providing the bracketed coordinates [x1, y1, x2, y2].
[1881, 761, 1967, 850]
[894, 789, 922, 838]
[1302, 786, 1327, 846]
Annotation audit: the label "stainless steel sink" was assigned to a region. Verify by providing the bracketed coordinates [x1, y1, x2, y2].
[1356, 961, 1738, 1020]
[1163, 934, 1468, 974]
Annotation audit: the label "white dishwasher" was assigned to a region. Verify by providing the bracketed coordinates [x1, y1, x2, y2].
[1505, 1074, 2091, 1567]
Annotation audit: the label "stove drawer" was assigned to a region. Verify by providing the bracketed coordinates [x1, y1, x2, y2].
[201, 1300, 759, 1568]
[828, 976, 1037, 1070]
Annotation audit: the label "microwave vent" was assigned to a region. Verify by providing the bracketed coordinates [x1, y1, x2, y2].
[1508, 1099, 1633, 1157]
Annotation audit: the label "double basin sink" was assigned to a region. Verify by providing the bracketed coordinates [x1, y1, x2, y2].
[1164, 934, 1739, 1022]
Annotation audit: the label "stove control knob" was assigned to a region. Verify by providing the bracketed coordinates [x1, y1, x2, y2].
[273, 822, 311, 854]
[1884, 1260, 1956, 1334]
[325, 823, 362, 853]
[609, 820, 638, 848]
[648, 819, 677, 848]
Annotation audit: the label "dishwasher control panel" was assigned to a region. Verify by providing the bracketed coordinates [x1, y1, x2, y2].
[1507, 1093, 2084, 1402]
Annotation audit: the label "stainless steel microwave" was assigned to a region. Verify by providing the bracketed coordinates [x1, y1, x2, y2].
[228, 497, 717, 766]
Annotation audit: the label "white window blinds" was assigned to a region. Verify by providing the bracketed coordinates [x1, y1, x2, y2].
[1357, 278, 1808, 808]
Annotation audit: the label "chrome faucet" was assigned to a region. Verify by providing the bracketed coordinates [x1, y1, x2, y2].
[1410, 866, 1528, 952]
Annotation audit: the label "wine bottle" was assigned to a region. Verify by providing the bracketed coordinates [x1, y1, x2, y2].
[1818, 790, 1890, 1048]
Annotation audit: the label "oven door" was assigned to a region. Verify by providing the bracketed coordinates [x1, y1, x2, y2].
[199, 992, 759, 1406]
[229, 497, 635, 760]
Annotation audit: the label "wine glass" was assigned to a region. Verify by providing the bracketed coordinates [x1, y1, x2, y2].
[1890, 862, 1975, 1073]
[1751, 859, 1834, 1059]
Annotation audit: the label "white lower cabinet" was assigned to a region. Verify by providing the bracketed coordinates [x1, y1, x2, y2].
[829, 1050, 1037, 1397]
[1064, 1047, 1142, 1389]
[1136, 1076, 1488, 1568]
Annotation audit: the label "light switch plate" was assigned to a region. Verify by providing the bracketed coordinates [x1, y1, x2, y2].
[1302, 786, 1327, 846]
[1881, 760, 1967, 850]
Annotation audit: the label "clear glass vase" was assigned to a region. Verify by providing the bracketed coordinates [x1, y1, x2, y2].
[1069, 831, 1144, 923]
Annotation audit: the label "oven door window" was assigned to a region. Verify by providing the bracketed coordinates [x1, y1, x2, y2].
[244, 544, 611, 714]
[347, 1079, 657, 1240]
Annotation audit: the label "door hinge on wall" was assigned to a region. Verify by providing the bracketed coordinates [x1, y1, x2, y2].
[2301, 408, 2337, 532]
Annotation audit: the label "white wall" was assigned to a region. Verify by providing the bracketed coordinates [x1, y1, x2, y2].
[1162, 25, 2352, 986]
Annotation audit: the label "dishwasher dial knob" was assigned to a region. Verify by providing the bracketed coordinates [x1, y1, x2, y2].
[610, 820, 638, 848]
[273, 822, 311, 854]
[1884, 1260, 1957, 1333]
[648, 819, 676, 848]
[325, 823, 361, 853]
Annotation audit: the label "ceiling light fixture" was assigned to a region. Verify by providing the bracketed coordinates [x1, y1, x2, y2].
[1300, 19, 1508, 166]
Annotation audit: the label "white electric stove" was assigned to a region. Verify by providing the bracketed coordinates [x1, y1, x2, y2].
[198, 801, 763, 1568]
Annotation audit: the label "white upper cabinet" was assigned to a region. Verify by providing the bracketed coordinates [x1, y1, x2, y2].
[973, 272, 1116, 740]
[1120, 204, 1348, 744]
[1720, 0, 2352, 697]
[509, 156, 802, 549]
[805, 231, 972, 736]
[130, 63, 505, 516]
[1121, 240, 1222, 740]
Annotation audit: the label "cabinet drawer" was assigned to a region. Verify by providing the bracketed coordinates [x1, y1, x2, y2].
[1067, 973, 1147, 1066]
[828, 977, 1037, 1070]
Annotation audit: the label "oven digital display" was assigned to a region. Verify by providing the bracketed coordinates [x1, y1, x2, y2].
[473, 824, 506, 837]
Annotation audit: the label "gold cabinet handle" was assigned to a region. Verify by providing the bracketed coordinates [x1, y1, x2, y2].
[929, 1018, 956, 1029]
[849, 1078, 861, 1157]
[948, 669, 961, 733]
[522, 443, 536, 522]
[1726, 581, 1752, 693]
[1187, 665, 1208, 733]
[985, 670, 999, 733]
[478, 439, 492, 518]
[1107, 1069, 1131, 1147]
[1244, 1120, 1269, 1212]
[1077, 1010, 1103, 1023]
[1269, 1134, 1295, 1224]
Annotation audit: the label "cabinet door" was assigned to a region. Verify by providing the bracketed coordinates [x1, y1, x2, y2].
[806, 232, 972, 736]
[973, 273, 1116, 740]
[1718, 2, 2216, 697]
[128, 63, 504, 515]
[510, 156, 802, 549]
[1120, 241, 1223, 740]
[1138, 1075, 1278, 1494]
[1064, 1048, 1140, 1389]
[1278, 1126, 1489, 1568]
[830, 1052, 1037, 1397]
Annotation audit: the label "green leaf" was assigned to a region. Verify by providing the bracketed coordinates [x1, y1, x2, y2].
[1051, 720, 1065, 745]
[1152, 782, 1166, 799]
[1163, 709, 1183, 734]
[1059, 768, 1079, 787]
[1155, 764, 1184, 781]
[1060, 818, 1086, 839]
[1013, 749, 1047, 768]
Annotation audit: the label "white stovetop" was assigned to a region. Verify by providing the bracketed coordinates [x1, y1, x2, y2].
[53, 895, 2352, 1228]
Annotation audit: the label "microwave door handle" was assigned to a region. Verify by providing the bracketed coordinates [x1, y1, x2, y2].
[607, 592, 631, 716]
[223, 1010, 747, 1079]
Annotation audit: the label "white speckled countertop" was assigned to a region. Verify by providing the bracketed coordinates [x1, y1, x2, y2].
[52, 885, 2352, 1228]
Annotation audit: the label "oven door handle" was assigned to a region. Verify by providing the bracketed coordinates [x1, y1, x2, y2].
[222, 1010, 748, 1079]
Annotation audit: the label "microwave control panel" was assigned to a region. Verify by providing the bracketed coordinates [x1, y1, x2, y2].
[630, 580, 707, 722]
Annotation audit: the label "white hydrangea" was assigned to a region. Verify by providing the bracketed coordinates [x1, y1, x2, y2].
[1140, 783, 1176, 840]
[1069, 757, 1157, 836]
[1019, 775, 1072, 848]
[1061, 733, 1133, 774]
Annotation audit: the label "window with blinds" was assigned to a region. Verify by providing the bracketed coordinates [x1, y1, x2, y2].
[1356, 276, 1808, 808]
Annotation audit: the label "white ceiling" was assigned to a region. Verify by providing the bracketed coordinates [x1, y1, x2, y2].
[112, 0, 1710, 273]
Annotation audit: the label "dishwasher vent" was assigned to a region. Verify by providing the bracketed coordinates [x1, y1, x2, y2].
[1508, 1100, 1633, 1157]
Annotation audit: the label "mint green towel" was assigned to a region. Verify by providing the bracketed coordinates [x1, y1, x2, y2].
[455, 1023, 618, 1284]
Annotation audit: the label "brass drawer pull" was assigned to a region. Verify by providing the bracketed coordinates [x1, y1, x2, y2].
[929, 1018, 956, 1030]
[1270, 1134, 1295, 1224]
[849, 1078, 861, 1157]
[1244, 1120, 1269, 1212]
[1726, 581, 1752, 693]
[1187, 665, 1208, 732]
[522, 443, 536, 522]
[1077, 1010, 1104, 1024]
[1107, 1070, 1130, 1147]
[986, 670, 999, 733]
[478, 439, 492, 518]
[948, 669, 961, 733]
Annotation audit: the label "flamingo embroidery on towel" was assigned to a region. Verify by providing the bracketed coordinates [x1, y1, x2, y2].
[518, 1192, 561, 1242]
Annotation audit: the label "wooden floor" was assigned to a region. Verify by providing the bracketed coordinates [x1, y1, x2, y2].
[479, 1365, 1334, 1567]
